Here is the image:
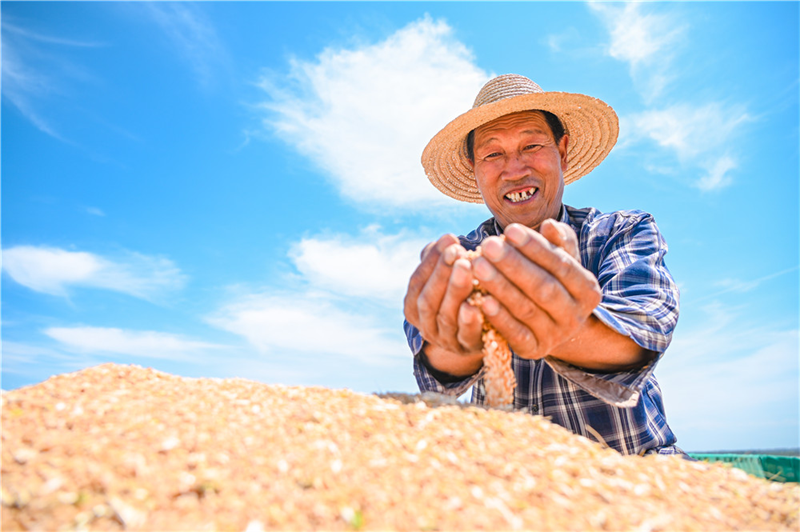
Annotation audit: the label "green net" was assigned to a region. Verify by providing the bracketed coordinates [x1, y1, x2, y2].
[689, 454, 800, 483]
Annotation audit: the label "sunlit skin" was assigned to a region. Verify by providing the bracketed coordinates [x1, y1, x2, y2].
[403, 111, 652, 378]
[471, 111, 567, 232]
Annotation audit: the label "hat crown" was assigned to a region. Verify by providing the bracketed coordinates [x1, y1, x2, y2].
[473, 74, 544, 108]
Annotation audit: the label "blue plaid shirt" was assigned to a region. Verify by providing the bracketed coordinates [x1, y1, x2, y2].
[405, 205, 683, 456]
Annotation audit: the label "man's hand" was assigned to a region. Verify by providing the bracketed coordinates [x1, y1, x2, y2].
[470, 219, 602, 362]
[404, 234, 485, 376]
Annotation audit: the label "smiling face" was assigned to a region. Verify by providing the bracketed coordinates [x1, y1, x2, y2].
[470, 111, 569, 231]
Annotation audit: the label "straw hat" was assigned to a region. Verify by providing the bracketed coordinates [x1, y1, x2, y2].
[421, 74, 619, 203]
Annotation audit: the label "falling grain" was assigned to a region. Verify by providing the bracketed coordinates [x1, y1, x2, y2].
[466, 242, 516, 407]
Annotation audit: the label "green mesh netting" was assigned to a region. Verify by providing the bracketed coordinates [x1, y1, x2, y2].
[689, 454, 799, 483]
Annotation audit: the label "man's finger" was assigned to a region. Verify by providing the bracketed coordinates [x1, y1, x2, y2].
[472, 254, 565, 327]
[456, 302, 484, 352]
[415, 242, 466, 342]
[475, 238, 598, 328]
[420, 241, 436, 261]
[540, 219, 580, 261]
[436, 258, 476, 352]
[404, 234, 460, 325]
[479, 295, 549, 359]
[498, 224, 598, 304]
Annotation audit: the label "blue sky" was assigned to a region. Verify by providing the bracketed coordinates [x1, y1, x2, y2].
[2, 2, 798, 453]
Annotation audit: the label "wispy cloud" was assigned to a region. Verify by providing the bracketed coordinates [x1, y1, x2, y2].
[86, 207, 106, 217]
[3, 21, 104, 47]
[44, 327, 223, 361]
[256, 15, 490, 211]
[2, 44, 66, 140]
[545, 27, 583, 54]
[588, 2, 685, 102]
[1, 18, 104, 142]
[588, 3, 753, 192]
[144, 3, 226, 88]
[695, 155, 736, 192]
[1, 341, 92, 386]
[691, 265, 800, 303]
[621, 102, 751, 191]
[658, 302, 799, 451]
[2, 245, 187, 300]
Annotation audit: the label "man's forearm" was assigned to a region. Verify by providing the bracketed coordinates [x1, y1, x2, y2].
[548, 314, 655, 372]
[421, 314, 653, 378]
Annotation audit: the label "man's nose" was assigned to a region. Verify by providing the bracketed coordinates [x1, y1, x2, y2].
[500, 152, 530, 180]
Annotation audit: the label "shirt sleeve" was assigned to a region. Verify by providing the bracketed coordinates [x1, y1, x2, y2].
[404, 320, 482, 397]
[546, 210, 680, 407]
[590, 211, 679, 354]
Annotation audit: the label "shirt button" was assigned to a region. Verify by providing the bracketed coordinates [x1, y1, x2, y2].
[531, 404, 539, 413]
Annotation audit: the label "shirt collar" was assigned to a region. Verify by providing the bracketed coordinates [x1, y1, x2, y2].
[558, 203, 569, 225]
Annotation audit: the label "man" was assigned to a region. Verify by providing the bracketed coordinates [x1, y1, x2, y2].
[403, 74, 682, 456]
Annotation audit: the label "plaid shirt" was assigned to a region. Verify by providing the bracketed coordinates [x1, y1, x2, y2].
[405, 205, 683, 456]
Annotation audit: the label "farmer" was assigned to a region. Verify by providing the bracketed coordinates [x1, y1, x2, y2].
[403, 74, 683, 455]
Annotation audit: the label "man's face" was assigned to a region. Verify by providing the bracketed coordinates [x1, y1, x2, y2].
[470, 111, 569, 231]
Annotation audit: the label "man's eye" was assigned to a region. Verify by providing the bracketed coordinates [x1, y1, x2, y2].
[483, 152, 502, 160]
[524, 144, 543, 151]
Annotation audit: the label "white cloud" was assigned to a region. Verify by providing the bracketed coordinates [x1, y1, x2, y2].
[86, 207, 106, 217]
[1, 341, 77, 365]
[145, 3, 226, 88]
[588, 2, 685, 102]
[590, 4, 752, 192]
[208, 226, 433, 364]
[1, 41, 65, 140]
[2, 245, 186, 300]
[1, 18, 106, 142]
[621, 103, 751, 191]
[2, 21, 104, 47]
[44, 327, 223, 361]
[544, 27, 583, 54]
[695, 155, 736, 192]
[694, 266, 800, 303]
[657, 302, 799, 451]
[589, 3, 679, 66]
[289, 226, 429, 304]
[256, 15, 490, 210]
[626, 103, 749, 159]
[208, 292, 408, 364]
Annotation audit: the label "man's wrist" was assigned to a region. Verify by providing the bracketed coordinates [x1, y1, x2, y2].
[418, 348, 467, 384]
[418, 343, 482, 383]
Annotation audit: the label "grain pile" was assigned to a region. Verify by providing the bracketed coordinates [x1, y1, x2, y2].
[2, 364, 798, 531]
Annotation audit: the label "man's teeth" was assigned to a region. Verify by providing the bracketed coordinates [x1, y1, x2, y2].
[506, 188, 536, 203]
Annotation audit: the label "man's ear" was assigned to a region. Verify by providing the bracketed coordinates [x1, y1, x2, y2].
[558, 135, 569, 172]
[467, 157, 474, 169]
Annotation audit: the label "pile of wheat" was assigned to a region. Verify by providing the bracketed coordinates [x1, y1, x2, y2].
[2, 363, 797, 531]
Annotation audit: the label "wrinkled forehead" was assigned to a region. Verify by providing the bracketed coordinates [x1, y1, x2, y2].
[473, 110, 554, 141]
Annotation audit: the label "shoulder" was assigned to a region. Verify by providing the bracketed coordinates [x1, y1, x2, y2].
[566, 205, 662, 241]
[566, 205, 669, 271]
[564, 205, 655, 234]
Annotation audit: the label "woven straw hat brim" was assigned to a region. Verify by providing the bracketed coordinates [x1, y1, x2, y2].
[421, 92, 619, 204]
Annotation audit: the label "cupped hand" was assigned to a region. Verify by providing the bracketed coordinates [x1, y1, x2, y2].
[403, 234, 485, 358]
[469, 219, 601, 360]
